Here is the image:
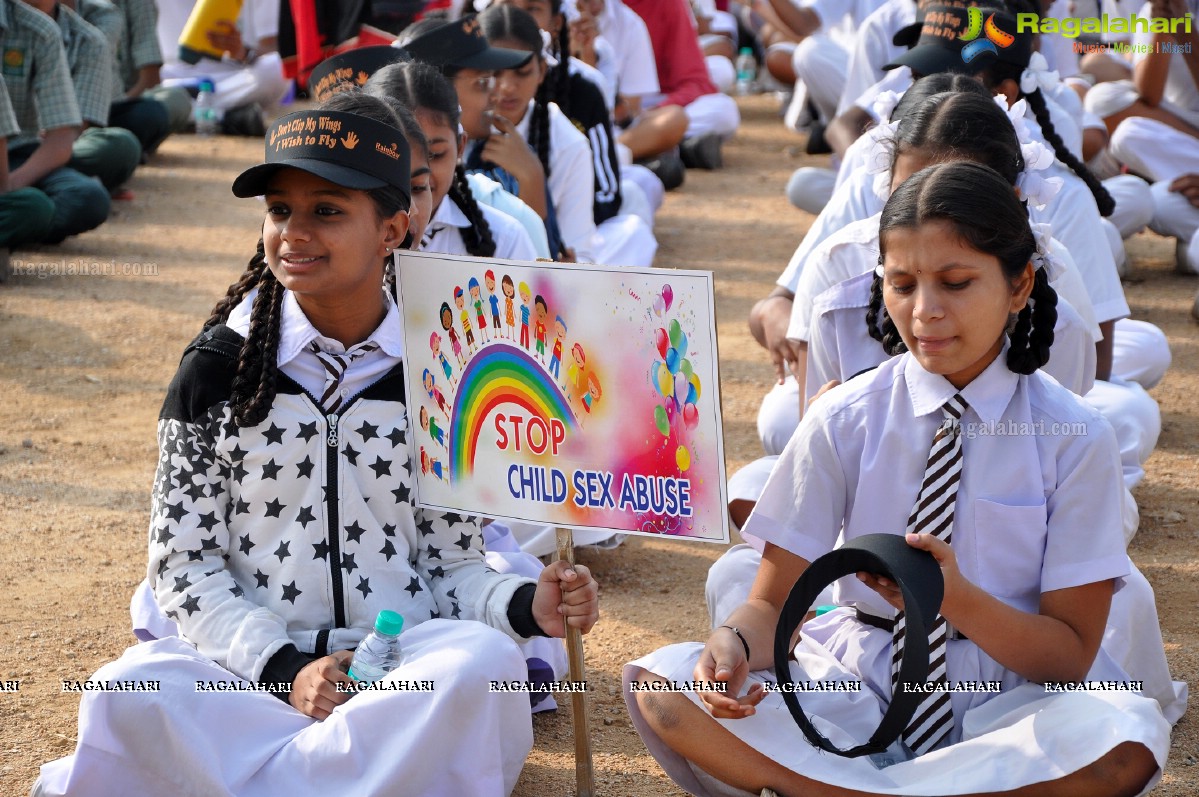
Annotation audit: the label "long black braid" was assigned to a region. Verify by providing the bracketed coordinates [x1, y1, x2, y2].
[366, 61, 498, 257]
[550, 1, 573, 119]
[479, 6, 553, 179]
[229, 267, 285, 427]
[206, 238, 267, 329]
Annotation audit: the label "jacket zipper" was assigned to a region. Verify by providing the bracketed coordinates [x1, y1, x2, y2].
[325, 411, 346, 629]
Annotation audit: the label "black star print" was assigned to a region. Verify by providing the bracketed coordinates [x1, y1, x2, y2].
[356, 421, 380, 441]
[239, 534, 255, 555]
[391, 484, 410, 504]
[296, 456, 315, 479]
[343, 444, 360, 465]
[180, 594, 201, 616]
[405, 577, 422, 597]
[183, 480, 207, 502]
[229, 444, 247, 462]
[381, 523, 396, 538]
[368, 456, 392, 478]
[296, 505, 316, 528]
[450, 601, 461, 619]
[273, 541, 292, 562]
[156, 526, 174, 546]
[173, 574, 192, 593]
[345, 521, 366, 544]
[429, 610, 439, 620]
[342, 552, 359, 573]
[385, 427, 405, 447]
[231, 461, 249, 483]
[427, 565, 445, 579]
[261, 459, 282, 480]
[254, 569, 269, 589]
[196, 511, 218, 532]
[164, 501, 187, 522]
[444, 513, 466, 525]
[262, 423, 285, 445]
[281, 581, 302, 604]
[379, 539, 398, 561]
[264, 498, 285, 518]
[312, 539, 330, 560]
[234, 497, 251, 516]
[229, 584, 245, 598]
[416, 518, 436, 537]
[296, 421, 318, 443]
[426, 544, 442, 560]
[187, 550, 204, 561]
[455, 532, 473, 551]
[446, 588, 458, 600]
[201, 536, 220, 551]
[356, 577, 372, 598]
[156, 559, 169, 577]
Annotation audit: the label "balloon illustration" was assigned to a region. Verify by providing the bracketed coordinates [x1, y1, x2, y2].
[665, 347, 680, 374]
[668, 319, 683, 349]
[682, 402, 699, 429]
[676, 445, 690, 471]
[654, 405, 670, 437]
[662, 284, 673, 312]
[689, 373, 701, 402]
[653, 296, 664, 317]
[655, 327, 669, 358]
[680, 358, 694, 380]
[674, 372, 689, 406]
[656, 362, 672, 397]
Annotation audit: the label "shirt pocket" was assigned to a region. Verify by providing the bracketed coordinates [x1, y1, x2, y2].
[972, 499, 1048, 600]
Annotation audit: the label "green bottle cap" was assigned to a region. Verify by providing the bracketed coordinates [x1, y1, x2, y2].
[374, 610, 404, 636]
[814, 605, 837, 616]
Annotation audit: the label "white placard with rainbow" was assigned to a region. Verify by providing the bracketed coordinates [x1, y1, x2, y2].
[395, 251, 728, 544]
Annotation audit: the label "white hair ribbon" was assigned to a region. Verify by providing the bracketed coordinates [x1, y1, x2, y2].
[1019, 51, 1061, 97]
[1029, 222, 1064, 282]
[993, 94, 1062, 210]
[865, 119, 901, 203]
[540, 28, 559, 67]
[871, 90, 903, 124]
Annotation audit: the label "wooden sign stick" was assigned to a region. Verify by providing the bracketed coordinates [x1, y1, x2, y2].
[556, 526, 595, 797]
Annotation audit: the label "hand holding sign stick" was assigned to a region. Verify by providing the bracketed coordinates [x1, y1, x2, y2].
[556, 526, 595, 797]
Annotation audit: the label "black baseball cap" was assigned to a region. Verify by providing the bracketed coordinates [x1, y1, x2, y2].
[393, 14, 532, 71]
[232, 109, 411, 202]
[892, 0, 974, 48]
[885, 6, 1029, 76]
[307, 46, 412, 102]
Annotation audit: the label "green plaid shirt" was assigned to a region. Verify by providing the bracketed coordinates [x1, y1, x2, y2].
[0, 0, 81, 149]
[109, 0, 162, 93]
[56, 3, 115, 126]
[76, 0, 124, 103]
[0, 78, 19, 139]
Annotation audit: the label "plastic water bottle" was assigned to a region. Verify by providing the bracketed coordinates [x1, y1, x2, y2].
[735, 47, 756, 96]
[348, 610, 404, 683]
[194, 79, 219, 137]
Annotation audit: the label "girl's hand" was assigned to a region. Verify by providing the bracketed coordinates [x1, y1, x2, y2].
[290, 650, 354, 720]
[807, 380, 840, 412]
[693, 627, 765, 719]
[856, 533, 967, 614]
[481, 116, 543, 183]
[532, 560, 600, 636]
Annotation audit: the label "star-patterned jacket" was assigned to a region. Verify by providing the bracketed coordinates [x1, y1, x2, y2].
[148, 323, 535, 685]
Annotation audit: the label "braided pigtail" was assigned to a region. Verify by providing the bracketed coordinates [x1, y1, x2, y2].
[866, 266, 906, 355]
[1006, 267, 1058, 374]
[206, 239, 267, 329]
[553, 18, 573, 118]
[1025, 89, 1114, 216]
[230, 268, 284, 427]
[532, 79, 553, 180]
[449, 164, 497, 257]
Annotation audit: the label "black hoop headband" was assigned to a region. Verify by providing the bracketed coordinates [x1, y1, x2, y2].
[773, 533, 945, 757]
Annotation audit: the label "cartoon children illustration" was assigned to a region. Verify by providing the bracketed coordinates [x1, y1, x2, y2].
[533, 295, 548, 363]
[429, 332, 456, 391]
[469, 277, 489, 344]
[485, 269, 502, 338]
[565, 342, 585, 401]
[440, 302, 465, 367]
[518, 282, 532, 350]
[422, 368, 451, 421]
[579, 372, 601, 428]
[419, 405, 446, 448]
[454, 286, 478, 354]
[502, 274, 516, 341]
[548, 315, 566, 380]
[420, 446, 448, 482]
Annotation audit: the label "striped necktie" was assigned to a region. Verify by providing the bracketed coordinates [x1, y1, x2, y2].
[309, 341, 380, 414]
[891, 393, 968, 755]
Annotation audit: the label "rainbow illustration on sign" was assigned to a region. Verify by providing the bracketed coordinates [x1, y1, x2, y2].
[449, 346, 576, 479]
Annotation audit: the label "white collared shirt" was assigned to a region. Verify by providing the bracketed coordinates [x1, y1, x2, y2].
[420, 194, 538, 261]
[746, 349, 1128, 620]
[227, 288, 404, 403]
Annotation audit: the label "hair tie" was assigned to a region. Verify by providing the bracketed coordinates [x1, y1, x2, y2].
[871, 89, 903, 124]
[865, 119, 900, 203]
[993, 94, 1062, 210]
[1019, 51, 1060, 97]
[1028, 222, 1064, 282]
[539, 28, 559, 67]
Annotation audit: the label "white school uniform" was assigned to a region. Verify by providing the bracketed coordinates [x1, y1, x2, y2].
[466, 172, 552, 260]
[835, 0, 916, 117]
[784, 0, 887, 127]
[627, 352, 1171, 797]
[420, 195, 538, 261]
[595, 0, 660, 100]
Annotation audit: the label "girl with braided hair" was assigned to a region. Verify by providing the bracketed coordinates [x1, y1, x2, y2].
[35, 91, 599, 797]
[365, 60, 539, 261]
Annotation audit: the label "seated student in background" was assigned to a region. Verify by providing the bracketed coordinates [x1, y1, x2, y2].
[0, 78, 56, 280]
[26, 0, 143, 196]
[154, 0, 290, 135]
[2, 0, 111, 244]
[34, 92, 599, 797]
[74, 0, 181, 153]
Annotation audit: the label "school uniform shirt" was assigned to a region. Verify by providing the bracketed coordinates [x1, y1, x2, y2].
[75, 0, 125, 105]
[836, 0, 915, 116]
[148, 289, 535, 685]
[0, 0, 82, 149]
[55, 3, 116, 127]
[595, 0, 660, 99]
[420, 195, 539, 261]
[799, 0, 889, 54]
[561, 65, 623, 225]
[515, 100, 597, 262]
[1132, 0, 1199, 128]
[466, 171, 552, 259]
[0, 77, 18, 138]
[111, 0, 163, 93]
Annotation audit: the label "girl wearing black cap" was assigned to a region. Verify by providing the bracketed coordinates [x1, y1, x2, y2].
[33, 93, 598, 797]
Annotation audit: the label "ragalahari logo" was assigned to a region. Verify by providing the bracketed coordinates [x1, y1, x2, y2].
[959, 7, 1015, 62]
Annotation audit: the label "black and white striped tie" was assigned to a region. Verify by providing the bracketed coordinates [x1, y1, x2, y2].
[309, 341, 379, 414]
[891, 393, 967, 755]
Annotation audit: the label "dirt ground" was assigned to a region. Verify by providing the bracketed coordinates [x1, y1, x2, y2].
[0, 94, 1196, 796]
